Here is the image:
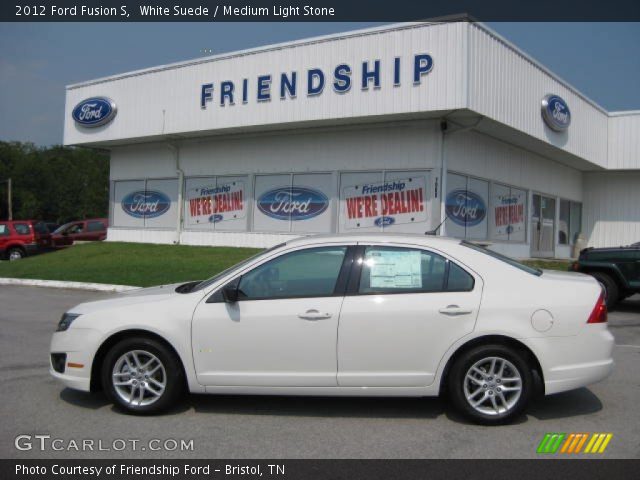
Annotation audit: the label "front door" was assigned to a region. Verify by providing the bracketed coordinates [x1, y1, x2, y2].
[531, 194, 556, 258]
[337, 244, 483, 387]
[192, 245, 351, 387]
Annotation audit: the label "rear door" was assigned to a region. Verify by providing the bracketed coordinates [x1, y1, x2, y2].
[337, 243, 483, 387]
[85, 220, 107, 240]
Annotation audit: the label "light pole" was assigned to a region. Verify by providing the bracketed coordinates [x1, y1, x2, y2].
[0, 178, 12, 220]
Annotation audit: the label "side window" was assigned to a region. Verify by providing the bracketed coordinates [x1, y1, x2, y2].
[33, 222, 48, 234]
[14, 223, 30, 235]
[357, 246, 474, 294]
[447, 262, 475, 291]
[67, 223, 84, 234]
[237, 246, 347, 300]
[87, 221, 105, 232]
[358, 246, 447, 294]
[0, 225, 9, 236]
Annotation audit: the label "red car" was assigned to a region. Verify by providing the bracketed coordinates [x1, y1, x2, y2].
[0, 220, 52, 260]
[51, 218, 108, 248]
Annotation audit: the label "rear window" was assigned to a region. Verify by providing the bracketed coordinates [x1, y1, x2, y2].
[461, 241, 542, 276]
[0, 225, 9, 236]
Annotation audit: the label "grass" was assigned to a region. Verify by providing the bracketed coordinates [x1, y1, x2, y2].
[0, 242, 262, 287]
[0, 242, 573, 288]
[521, 259, 572, 272]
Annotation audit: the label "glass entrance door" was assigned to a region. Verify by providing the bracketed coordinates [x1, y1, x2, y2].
[531, 194, 556, 258]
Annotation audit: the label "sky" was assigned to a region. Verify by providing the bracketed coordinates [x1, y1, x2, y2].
[0, 22, 639, 146]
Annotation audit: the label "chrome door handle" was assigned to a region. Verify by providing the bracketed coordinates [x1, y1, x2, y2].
[438, 305, 473, 316]
[298, 309, 333, 320]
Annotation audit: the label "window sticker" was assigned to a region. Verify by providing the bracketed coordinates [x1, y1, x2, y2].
[367, 249, 422, 289]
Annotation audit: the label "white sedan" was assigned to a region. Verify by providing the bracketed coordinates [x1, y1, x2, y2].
[50, 234, 614, 424]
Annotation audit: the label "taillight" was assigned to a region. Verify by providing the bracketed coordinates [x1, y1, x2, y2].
[587, 291, 608, 324]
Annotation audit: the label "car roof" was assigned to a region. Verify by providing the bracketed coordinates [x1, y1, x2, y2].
[283, 233, 463, 248]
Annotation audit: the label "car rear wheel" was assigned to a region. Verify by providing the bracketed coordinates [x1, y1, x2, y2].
[7, 247, 25, 261]
[101, 337, 184, 414]
[448, 344, 533, 425]
[590, 272, 619, 307]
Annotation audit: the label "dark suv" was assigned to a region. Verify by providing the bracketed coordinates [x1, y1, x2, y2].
[571, 243, 640, 306]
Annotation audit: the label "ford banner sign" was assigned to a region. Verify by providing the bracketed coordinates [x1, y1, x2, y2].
[541, 94, 571, 132]
[121, 190, 171, 218]
[257, 187, 329, 221]
[72, 97, 117, 128]
[445, 189, 487, 227]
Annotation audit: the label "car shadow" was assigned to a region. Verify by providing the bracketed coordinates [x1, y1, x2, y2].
[60, 387, 603, 423]
[188, 394, 447, 420]
[527, 387, 603, 420]
[612, 295, 640, 314]
[60, 388, 111, 410]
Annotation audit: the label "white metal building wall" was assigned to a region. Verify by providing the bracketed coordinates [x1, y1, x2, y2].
[65, 22, 467, 146]
[583, 171, 640, 248]
[608, 112, 640, 170]
[467, 24, 609, 169]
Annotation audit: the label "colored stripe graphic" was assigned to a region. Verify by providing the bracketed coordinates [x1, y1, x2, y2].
[539, 433, 613, 454]
[537, 433, 566, 454]
[584, 433, 613, 454]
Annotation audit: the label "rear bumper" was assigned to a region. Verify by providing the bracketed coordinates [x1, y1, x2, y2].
[525, 325, 615, 395]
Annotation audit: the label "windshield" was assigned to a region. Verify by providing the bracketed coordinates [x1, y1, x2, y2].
[191, 243, 286, 292]
[461, 241, 542, 276]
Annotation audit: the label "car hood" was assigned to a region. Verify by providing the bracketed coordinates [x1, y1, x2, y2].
[69, 282, 201, 315]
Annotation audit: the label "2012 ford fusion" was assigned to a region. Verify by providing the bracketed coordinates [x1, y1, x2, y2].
[50, 234, 614, 424]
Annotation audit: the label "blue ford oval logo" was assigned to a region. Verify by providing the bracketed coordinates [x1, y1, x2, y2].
[541, 94, 571, 132]
[209, 214, 224, 223]
[121, 190, 170, 218]
[72, 97, 117, 127]
[374, 216, 395, 227]
[445, 189, 486, 227]
[257, 186, 329, 221]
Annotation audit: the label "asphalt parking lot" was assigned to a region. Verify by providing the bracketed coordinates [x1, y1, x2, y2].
[0, 285, 638, 459]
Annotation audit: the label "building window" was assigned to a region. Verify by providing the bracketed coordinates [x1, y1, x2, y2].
[559, 199, 582, 245]
[445, 173, 489, 240]
[253, 173, 334, 234]
[112, 179, 178, 229]
[339, 170, 430, 234]
[184, 176, 248, 232]
[490, 183, 527, 243]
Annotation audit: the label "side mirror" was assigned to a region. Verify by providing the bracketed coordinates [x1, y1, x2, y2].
[221, 284, 239, 303]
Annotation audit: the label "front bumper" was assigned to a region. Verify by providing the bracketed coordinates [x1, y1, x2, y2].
[49, 327, 103, 392]
[526, 324, 615, 395]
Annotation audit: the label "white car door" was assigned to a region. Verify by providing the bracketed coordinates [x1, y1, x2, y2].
[192, 245, 353, 387]
[337, 244, 483, 388]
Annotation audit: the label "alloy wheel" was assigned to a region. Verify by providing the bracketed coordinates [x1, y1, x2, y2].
[111, 350, 167, 407]
[463, 356, 523, 416]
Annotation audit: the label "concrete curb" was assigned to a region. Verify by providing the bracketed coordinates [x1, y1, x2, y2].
[0, 277, 139, 292]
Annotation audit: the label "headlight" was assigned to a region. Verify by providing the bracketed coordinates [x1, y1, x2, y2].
[57, 313, 80, 332]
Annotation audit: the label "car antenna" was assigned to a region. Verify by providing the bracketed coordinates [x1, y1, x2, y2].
[426, 216, 448, 236]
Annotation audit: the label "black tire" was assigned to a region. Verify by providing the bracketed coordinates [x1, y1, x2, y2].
[590, 272, 619, 307]
[7, 247, 25, 261]
[447, 344, 533, 425]
[101, 336, 184, 414]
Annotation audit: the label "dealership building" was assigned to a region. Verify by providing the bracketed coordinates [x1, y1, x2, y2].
[63, 21, 640, 258]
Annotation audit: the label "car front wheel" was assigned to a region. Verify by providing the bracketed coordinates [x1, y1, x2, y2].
[448, 344, 533, 425]
[7, 247, 25, 261]
[101, 337, 184, 414]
